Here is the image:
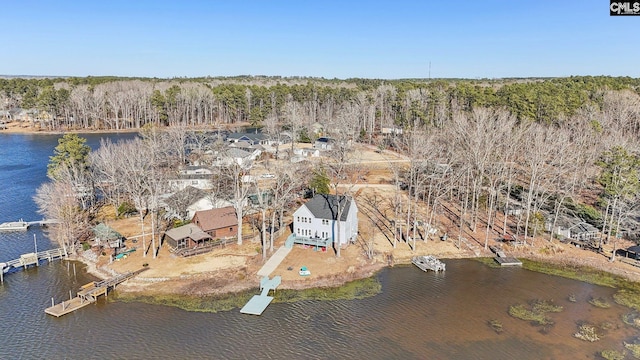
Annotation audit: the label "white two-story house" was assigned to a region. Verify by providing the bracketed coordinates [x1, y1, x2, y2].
[291, 194, 358, 247]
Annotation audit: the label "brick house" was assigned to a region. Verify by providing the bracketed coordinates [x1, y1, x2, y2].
[191, 206, 238, 239]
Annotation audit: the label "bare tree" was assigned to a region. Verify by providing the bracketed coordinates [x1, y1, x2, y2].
[268, 162, 305, 251]
[323, 104, 361, 257]
[34, 165, 90, 254]
[217, 156, 253, 245]
[284, 97, 303, 158]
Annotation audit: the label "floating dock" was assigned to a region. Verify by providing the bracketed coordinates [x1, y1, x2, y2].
[240, 275, 281, 315]
[490, 245, 522, 266]
[412, 255, 446, 272]
[45, 269, 145, 317]
[494, 256, 523, 266]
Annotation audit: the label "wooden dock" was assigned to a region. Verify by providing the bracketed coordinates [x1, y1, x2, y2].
[240, 276, 282, 315]
[45, 269, 145, 317]
[412, 255, 446, 272]
[490, 245, 522, 266]
[1, 248, 67, 282]
[0, 218, 59, 231]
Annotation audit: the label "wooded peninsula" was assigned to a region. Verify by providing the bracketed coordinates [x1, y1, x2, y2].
[3, 75, 640, 307]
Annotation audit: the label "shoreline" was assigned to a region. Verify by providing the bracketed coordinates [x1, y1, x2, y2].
[0, 123, 142, 135]
[71, 244, 640, 304]
[0, 120, 251, 135]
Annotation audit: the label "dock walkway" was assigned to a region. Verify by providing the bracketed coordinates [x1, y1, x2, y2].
[240, 276, 282, 316]
[257, 246, 292, 277]
[45, 269, 145, 317]
[0, 219, 59, 231]
[1, 247, 67, 282]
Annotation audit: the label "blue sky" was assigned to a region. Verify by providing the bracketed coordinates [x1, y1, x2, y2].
[2, 1, 637, 79]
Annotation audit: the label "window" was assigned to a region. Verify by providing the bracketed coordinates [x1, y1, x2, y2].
[322, 219, 329, 225]
[297, 216, 300, 222]
[229, 227, 233, 232]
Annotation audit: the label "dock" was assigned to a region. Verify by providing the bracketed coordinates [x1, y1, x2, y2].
[412, 255, 446, 272]
[1, 247, 67, 282]
[490, 245, 522, 266]
[240, 275, 281, 316]
[257, 246, 291, 277]
[0, 218, 59, 231]
[45, 269, 145, 317]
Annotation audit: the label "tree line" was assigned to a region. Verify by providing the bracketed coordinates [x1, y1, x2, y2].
[2, 76, 639, 133]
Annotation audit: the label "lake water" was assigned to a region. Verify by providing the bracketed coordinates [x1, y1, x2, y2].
[1, 133, 639, 359]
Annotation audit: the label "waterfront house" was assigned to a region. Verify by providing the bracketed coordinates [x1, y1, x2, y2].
[567, 221, 599, 242]
[547, 217, 600, 243]
[191, 206, 238, 239]
[163, 223, 213, 254]
[291, 194, 358, 247]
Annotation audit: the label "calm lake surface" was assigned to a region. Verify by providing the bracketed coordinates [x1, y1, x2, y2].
[1, 132, 639, 359]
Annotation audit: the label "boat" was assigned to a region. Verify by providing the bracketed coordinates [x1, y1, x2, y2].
[0, 219, 30, 231]
[299, 266, 311, 276]
[412, 255, 446, 272]
[114, 248, 136, 260]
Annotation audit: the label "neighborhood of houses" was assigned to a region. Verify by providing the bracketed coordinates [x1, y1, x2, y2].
[88, 128, 362, 260]
[87, 131, 609, 265]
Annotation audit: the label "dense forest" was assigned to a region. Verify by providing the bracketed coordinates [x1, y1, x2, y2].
[1, 75, 639, 132]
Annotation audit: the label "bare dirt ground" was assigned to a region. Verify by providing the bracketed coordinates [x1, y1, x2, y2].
[28, 135, 636, 296]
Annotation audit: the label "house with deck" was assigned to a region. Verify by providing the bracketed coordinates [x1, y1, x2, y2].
[547, 217, 600, 244]
[163, 223, 213, 256]
[191, 206, 238, 240]
[287, 194, 358, 250]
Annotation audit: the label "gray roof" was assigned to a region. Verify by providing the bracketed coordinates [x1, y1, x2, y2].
[227, 132, 266, 142]
[569, 221, 599, 234]
[164, 223, 211, 241]
[304, 194, 353, 222]
[226, 147, 252, 158]
[92, 223, 123, 241]
[165, 186, 208, 209]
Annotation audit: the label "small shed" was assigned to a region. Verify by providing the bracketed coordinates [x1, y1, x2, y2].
[92, 223, 124, 249]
